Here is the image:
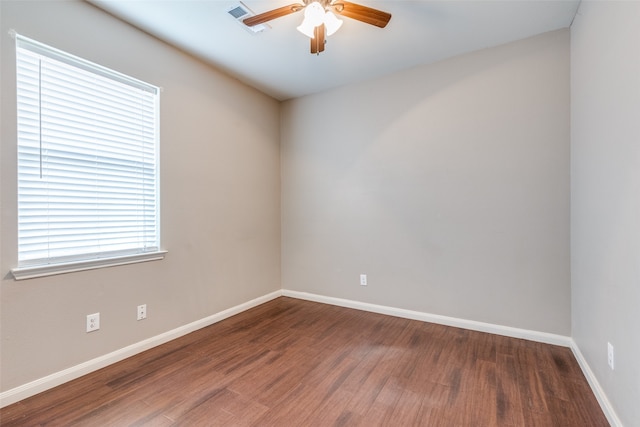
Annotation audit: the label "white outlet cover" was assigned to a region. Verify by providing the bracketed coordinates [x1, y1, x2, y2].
[137, 304, 147, 320]
[86, 313, 100, 332]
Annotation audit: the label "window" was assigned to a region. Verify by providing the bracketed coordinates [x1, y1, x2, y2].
[12, 35, 164, 280]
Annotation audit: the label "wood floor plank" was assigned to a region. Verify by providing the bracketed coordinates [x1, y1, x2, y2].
[496, 353, 526, 426]
[466, 360, 498, 426]
[0, 297, 609, 426]
[358, 376, 406, 426]
[251, 383, 322, 426]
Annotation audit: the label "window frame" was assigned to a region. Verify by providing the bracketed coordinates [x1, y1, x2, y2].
[11, 34, 165, 281]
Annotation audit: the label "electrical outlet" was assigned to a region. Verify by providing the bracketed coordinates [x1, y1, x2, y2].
[607, 342, 614, 370]
[360, 274, 367, 286]
[86, 313, 100, 332]
[137, 304, 147, 321]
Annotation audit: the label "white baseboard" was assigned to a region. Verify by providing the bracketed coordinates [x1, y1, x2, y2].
[570, 340, 623, 427]
[0, 290, 282, 408]
[282, 289, 572, 347]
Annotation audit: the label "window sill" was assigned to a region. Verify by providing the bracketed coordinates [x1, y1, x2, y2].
[11, 251, 168, 281]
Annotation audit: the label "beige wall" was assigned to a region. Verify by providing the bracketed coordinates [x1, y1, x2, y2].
[571, 2, 640, 426]
[281, 30, 570, 335]
[0, 0, 281, 392]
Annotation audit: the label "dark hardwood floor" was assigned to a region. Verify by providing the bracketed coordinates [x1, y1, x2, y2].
[0, 297, 608, 426]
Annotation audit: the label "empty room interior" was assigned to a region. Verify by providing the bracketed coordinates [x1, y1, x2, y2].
[0, 0, 638, 425]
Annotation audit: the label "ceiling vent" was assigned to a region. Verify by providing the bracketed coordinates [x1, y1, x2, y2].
[227, 2, 269, 34]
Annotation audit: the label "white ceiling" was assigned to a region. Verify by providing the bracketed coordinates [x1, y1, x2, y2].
[89, 0, 580, 101]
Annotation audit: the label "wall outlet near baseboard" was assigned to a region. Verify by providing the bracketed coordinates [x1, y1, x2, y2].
[607, 342, 614, 370]
[86, 313, 100, 332]
[360, 274, 367, 286]
[137, 304, 147, 321]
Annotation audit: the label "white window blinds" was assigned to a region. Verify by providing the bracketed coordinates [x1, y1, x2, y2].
[16, 35, 160, 270]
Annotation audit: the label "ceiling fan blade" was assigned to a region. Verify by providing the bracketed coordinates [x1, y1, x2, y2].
[310, 23, 326, 54]
[332, 1, 391, 28]
[243, 3, 304, 27]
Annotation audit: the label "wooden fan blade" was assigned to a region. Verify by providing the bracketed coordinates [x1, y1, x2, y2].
[243, 3, 304, 27]
[310, 24, 326, 54]
[332, 1, 391, 28]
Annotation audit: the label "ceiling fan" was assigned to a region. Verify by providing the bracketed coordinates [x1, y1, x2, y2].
[243, 0, 392, 54]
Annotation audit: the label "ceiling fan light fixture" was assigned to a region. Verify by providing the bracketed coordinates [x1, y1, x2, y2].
[304, 2, 325, 26]
[297, 2, 326, 38]
[296, 19, 317, 38]
[298, 2, 342, 39]
[324, 11, 343, 36]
